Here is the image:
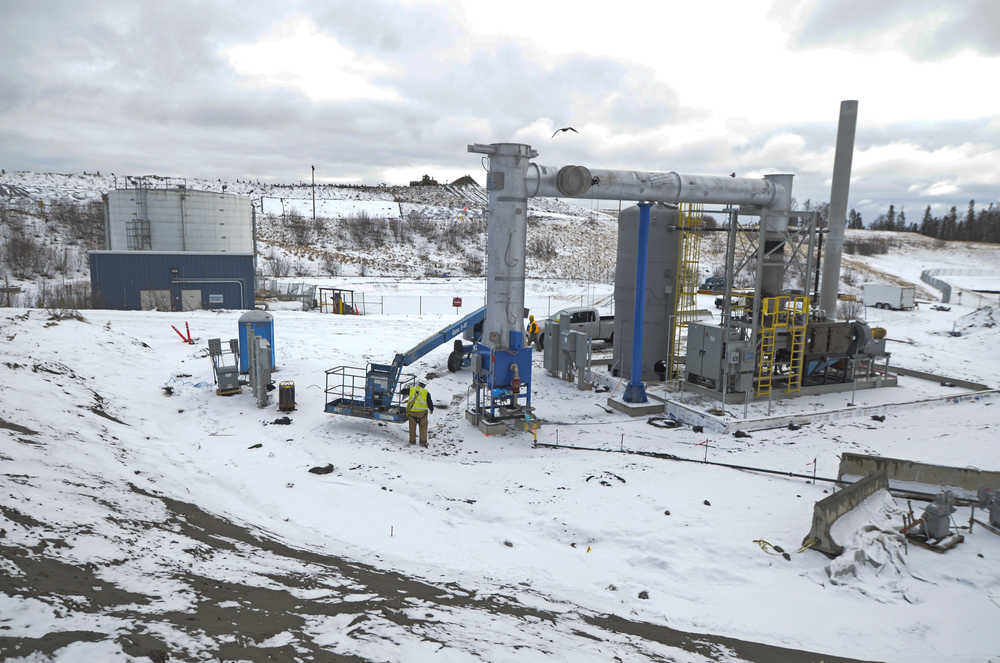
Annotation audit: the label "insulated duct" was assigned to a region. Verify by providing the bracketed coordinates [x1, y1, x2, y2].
[526, 165, 781, 207]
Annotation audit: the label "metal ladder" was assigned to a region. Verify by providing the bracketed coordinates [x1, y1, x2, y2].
[755, 296, 785, 397]
[785, 295, 810, 393]
[668, 202, 703, 380]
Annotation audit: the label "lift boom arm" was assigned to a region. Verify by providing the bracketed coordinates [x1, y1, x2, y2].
[370, 306, 487, 406]
[396, 306, 486, 368]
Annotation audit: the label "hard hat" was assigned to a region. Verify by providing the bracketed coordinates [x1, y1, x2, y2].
[417, 380, 427, 387]
[529, 314, 535, 320]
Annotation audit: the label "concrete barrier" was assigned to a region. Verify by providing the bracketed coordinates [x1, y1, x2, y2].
[665, 389, 998, 435]
[892, 366, 990, 391]
[803, 471, 889, 555]
[838, 452, 1000, 500]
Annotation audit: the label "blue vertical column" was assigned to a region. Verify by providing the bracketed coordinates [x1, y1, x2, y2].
[624, 202, 651, 403]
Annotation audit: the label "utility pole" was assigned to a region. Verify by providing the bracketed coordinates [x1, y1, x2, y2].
[311, 165, 316, 221]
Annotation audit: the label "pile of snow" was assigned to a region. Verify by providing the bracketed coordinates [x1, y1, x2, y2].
[825, 489, 915, 603]
[954, 306, 997, 334]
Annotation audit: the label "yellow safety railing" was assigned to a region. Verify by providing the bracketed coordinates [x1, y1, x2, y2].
[755, 295, 810, 396]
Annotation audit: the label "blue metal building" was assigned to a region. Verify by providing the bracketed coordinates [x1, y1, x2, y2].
[89, 251, 255, 310]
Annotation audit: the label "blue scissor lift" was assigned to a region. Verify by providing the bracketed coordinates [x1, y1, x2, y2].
[325, 306, 485, 423]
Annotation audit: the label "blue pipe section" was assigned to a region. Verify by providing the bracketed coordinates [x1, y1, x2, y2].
[623, 202, 651, 403]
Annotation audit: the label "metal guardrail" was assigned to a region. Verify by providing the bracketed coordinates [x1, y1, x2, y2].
[324, 365, 415, 421]
[921, 267, 999, 305]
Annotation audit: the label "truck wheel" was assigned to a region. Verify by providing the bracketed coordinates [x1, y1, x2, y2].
[537, 333, 544, 351]
[608, 332, 614, 346]
[447, 351, 462, 373]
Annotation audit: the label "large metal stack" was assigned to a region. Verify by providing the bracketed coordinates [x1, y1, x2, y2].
[612, 203, 680, 381]
[466, 144, 536, 433]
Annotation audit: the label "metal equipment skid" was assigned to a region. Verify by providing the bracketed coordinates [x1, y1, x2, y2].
[466, 332, 534, 435]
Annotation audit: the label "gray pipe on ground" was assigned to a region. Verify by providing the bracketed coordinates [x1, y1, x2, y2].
[819, 100, 859, 317]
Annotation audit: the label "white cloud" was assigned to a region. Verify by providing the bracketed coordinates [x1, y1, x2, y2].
[223, 18, 400, 103]
[925, 181, 960, 197]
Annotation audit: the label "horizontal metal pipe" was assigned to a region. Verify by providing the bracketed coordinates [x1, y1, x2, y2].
[526, 163, 779, 206]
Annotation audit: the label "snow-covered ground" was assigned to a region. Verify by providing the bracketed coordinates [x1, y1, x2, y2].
[2, 292, 1000, 661]
[4, 170, 1000, 661]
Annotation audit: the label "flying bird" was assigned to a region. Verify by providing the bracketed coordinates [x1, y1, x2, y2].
[552, 127, 579, 138]
[730, 172, 736, 178]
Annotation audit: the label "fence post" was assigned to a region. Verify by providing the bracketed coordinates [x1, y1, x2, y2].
[419, 296, 422, 316]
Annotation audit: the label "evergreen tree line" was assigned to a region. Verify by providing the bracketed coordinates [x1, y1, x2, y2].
[859, 200, 1000, 243]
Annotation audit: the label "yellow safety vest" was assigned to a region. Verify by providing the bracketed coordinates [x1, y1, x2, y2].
[407, 385, 429, 414]
[527, 320, 538, 334]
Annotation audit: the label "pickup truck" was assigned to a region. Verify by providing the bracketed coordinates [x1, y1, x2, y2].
[535, 307, 614, 350]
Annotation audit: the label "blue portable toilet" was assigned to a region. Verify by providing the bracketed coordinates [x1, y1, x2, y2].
[239, 310, 275, 373]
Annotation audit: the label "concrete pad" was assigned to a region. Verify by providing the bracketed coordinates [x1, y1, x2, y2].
[607, 397, 664, 417]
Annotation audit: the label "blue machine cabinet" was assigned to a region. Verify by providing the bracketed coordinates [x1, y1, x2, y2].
[473, 329, 533, 419]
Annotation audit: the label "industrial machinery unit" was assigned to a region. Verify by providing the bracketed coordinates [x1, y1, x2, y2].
[464, 100, 890, 420]
[467, 138, 830, 421]
[678, 100, 895, 405]
[326, 100, 886, 434]
[324, 306, 485, 422]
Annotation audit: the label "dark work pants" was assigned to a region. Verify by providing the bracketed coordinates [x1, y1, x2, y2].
[408, 412, 428, 445]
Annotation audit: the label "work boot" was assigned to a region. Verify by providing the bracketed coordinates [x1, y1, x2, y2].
[420, 441, 428, 447]
[409, 440, 416, 445]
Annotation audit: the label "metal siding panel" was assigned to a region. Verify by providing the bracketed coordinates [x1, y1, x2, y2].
[90, 252, 254, 310]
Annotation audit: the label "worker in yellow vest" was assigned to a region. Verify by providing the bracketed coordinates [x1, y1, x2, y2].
[527, 314, 539, 347]
[406, 380, 434, 446]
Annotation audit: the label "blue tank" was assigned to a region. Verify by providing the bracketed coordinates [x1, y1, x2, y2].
[238, 310, 275, 373]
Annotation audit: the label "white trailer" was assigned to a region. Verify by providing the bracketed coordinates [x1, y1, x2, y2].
[863, 283, 916, 310]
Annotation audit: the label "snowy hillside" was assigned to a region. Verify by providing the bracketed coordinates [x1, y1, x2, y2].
[2, 170, 999, 308]
[0, 171, 619, 303]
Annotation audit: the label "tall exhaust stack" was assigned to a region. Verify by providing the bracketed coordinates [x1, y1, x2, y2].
[820, 100, 858, 317]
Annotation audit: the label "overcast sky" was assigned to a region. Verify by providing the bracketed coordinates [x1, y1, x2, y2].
[1, 0, 998, 221]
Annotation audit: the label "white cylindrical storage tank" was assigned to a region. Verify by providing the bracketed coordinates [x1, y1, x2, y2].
[105, 188, 253, 253]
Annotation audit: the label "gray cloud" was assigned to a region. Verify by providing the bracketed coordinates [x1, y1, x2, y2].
[0, 1, 996, 224]
[773, 0, 1000, 60]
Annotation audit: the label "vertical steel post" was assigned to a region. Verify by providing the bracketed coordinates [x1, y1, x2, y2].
[623, 202, 652, 403]
[311, 165, 316, 221]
